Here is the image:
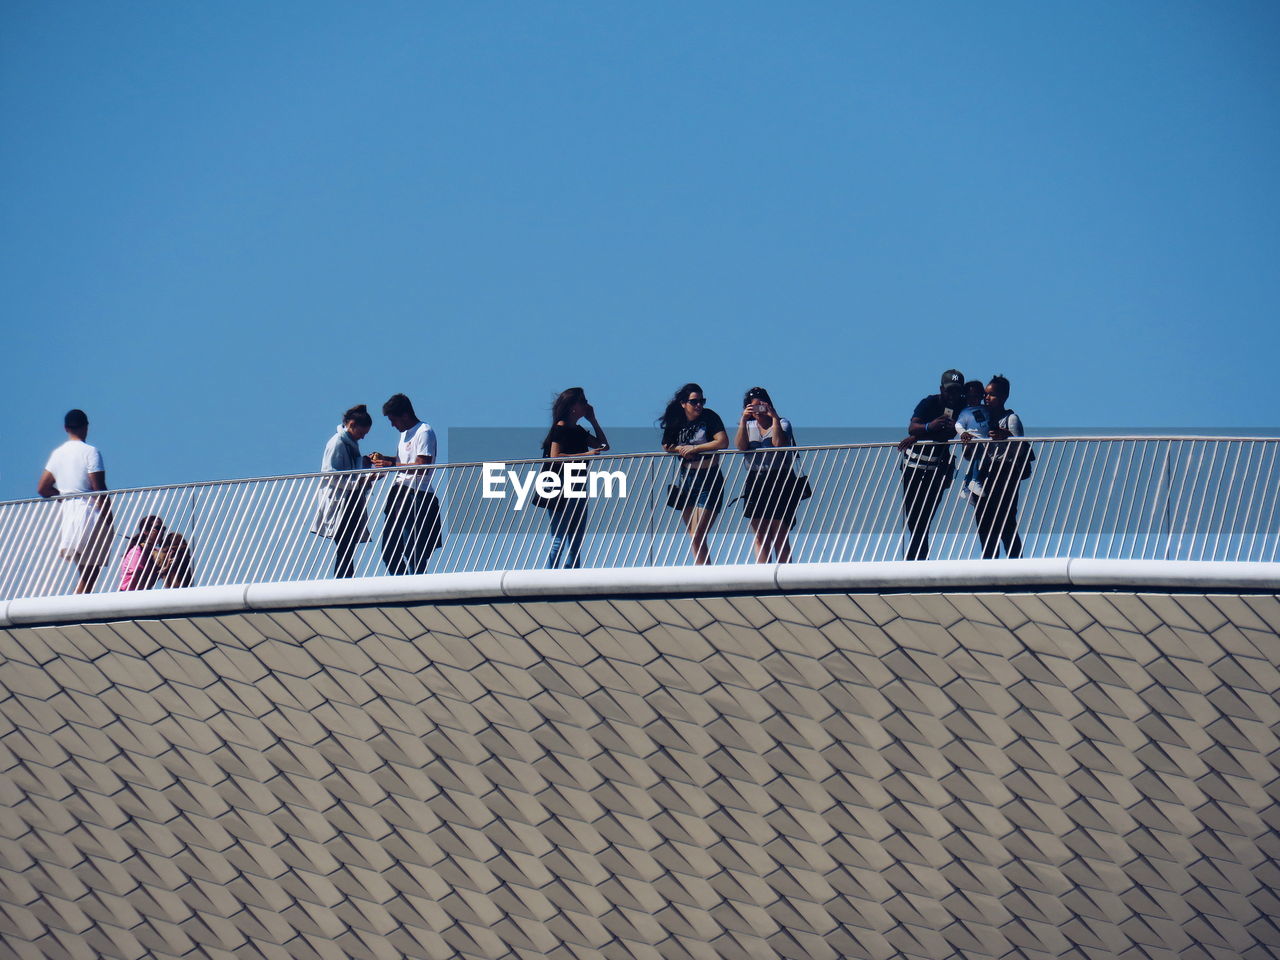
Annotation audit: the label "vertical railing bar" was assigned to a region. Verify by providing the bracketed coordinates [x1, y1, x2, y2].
[1181, 439, 1219, 562]
[1218, 440, 1246, 564]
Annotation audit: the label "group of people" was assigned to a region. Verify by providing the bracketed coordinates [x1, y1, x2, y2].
[899, 369, 1030, 561]
[38, 371, 1030, 591]
[310, 394, 443, 579]
[37, 410, 196, 594]
[653, 372, 1029, 566]
[658, 383, 809, 566]
[118, 515, 193, 591]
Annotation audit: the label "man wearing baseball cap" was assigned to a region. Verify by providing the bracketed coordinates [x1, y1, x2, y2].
[896, 370, 965, 559]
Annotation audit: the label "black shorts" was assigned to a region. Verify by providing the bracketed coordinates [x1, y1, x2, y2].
[668, 467, 724, 513]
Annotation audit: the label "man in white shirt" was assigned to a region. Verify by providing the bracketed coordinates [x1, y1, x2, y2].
[369, 394, 442, 574]
[37, 409, 114, 593]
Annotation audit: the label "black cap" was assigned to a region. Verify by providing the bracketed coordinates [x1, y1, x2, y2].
[940, 370, 964, 389]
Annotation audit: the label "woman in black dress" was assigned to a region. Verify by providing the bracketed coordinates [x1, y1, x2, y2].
[734, 386, 800, 562]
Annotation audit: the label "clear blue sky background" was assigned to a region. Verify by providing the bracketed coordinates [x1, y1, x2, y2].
[3, 1, 1277, 500]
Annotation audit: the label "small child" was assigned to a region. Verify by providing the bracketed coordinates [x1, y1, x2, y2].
[955, 380, 990, 501]
[156, 532, 194, 588]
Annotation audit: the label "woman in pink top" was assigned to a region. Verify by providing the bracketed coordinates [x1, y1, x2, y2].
[118, 516, 165, 591]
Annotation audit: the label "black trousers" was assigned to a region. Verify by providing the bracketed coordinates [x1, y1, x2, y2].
[382, 486, 443, 575]
[901, 466, 949, 561]
[974, 470, 1023, 559]
[332, 491, 367, 579]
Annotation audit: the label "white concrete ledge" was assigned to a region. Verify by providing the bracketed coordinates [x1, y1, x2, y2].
[1067, 559, 1280, 590]
[1, 559, 1277, 627]
[5, 584, 250, 626]
[245, 572, 508, 610]
[500, 564, 780, 598]
[775, 559, 1073, 592]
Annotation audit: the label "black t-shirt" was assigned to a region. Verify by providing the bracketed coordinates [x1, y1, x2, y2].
[668, 409, 726, 467]
[669, 409, 726, 448]
[912, 395, 960, 441]
[546, 423, 591, 457]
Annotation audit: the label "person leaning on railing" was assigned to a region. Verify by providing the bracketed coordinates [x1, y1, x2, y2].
[968, 375, 1028, 559]
[661, 383, 729, 566]
[897, 370, 965, 560]
[311, 404, 378, 578]
[541, 387, 609, 570]
[117, 515, 165, 591]
[37, 409, 115, 594]
[735, 386, 800, 563]
[155, 532, 194, 588]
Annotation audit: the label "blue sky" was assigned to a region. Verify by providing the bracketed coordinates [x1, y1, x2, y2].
[3, 1, 1277, 500]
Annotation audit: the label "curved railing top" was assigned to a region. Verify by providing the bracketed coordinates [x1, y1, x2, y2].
[2, 436, 1277, 601]
[8, 435, 1280, 506]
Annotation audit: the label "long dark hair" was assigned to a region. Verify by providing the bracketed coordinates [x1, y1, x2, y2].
[659, 382, 704, 446]
[542, 387, 586, 457]
[127, 515, 165, 550]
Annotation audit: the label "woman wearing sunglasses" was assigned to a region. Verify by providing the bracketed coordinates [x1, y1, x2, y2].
[660, 383, 728, 564]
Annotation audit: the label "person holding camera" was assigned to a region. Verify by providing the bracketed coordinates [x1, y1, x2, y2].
[311, 403, 378, 578]
[735, 386, 800, 563]
[896, 369, 965, 560]
[660, 383, 728, 565]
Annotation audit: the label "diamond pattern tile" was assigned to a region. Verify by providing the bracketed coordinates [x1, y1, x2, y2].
[0, 590, 1277, 959]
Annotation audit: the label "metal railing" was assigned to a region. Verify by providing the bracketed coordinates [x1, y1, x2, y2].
[0, 437, 1276, 600]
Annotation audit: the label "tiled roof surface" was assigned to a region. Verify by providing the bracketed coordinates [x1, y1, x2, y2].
[0, 589, 1277, 959]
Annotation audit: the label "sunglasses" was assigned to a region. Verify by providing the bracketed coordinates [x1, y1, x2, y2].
[684, 397, 706, 405]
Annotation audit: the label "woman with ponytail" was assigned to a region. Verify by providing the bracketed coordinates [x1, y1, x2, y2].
[311, 404, 377, 578]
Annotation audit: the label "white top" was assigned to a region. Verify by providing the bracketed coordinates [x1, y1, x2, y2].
[395, 421, 437, 491]
[44, 439, 105, 496]
[956, 406, 989, 439]
[742, 418, 795, 471]
[995, 411, 1024, 437]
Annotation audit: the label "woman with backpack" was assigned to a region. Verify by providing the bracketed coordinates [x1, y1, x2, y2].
[542, 387, 609, 569]
[973, 375, 1029, 558]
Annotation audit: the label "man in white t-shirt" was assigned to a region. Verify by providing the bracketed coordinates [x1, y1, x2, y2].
[368, 394, 442, 574]
[37, 409, 114, 593]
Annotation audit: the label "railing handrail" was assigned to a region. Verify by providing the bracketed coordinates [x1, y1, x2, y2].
[7, 435, 1278, 507]
[2, 436, 1277, 602]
